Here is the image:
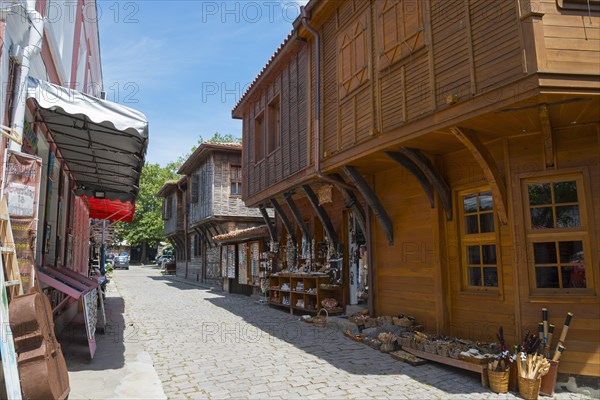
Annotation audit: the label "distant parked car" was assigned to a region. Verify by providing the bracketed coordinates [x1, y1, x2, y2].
[157, 255, 174, 269]
[114, 253, 130, 270]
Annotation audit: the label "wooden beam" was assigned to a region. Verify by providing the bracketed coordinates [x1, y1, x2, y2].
[385, 151, 435, 208]
[302, 185, 338, 246]
[397, 148, 452, 220]
[328, 173, 367, 235]
[269, 199, 296, 242]
[259, 204, 276, 242]
[283, 191, 310, 240]
[342, 165, 394, 245]
[539, 105, 555, 168]
[196, 225, 214, 249]
[450, 127, 508, 225]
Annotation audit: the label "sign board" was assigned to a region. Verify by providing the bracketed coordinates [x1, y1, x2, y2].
[238, 243, 247, 284]
[250, 242, 260, 284]
[227, 245, 235, 279]
[82, 289, 98, 358]
[3, 151, 42, 293]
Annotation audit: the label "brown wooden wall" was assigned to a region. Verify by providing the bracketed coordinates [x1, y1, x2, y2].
[319, 0, 524, 162]
[506, 125, 600, 376]
[371, 123, 600, 376]
[242, 46, 310, 201]
[528, 0, 600, 75]
[371, 165, 440, 331]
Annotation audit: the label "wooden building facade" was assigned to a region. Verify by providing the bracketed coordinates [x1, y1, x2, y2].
[233, 0, 599, 376]
[159, 143, 267, 285]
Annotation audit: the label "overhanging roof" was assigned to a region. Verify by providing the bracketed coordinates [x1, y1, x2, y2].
[27, 77, 148, 203]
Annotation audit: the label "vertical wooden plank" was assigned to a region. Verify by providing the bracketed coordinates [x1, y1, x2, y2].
[464, 0, 477, 95]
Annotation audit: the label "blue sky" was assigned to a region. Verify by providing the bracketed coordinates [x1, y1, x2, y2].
[99, 0, 306, 166]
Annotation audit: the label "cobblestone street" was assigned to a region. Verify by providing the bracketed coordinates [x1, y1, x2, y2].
[113, 265, 590, 400]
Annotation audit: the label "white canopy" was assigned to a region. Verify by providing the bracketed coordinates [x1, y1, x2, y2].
[26, 77, 148, 203]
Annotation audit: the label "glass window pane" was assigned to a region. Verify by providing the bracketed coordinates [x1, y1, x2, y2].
[478, 191, 493, 211]
[467, 245, 481, 264]
[528, 183, 552, 205]
[554, 181, 578, 204]
[531, 207, 554, 229]
[533, 242, 557, 264]
[483, 267, 498, 287]
[561, 265, 587, 289]
[482, 245, 497, 265]
[536, 267, 560, 288]
[556, 206, 580, 228]
[468, 267, 482, 286]
[463, 194, 477, 213]
[480, 213, 495, 233]
[558, 241, 583, 264]
[465, 215, 479, 234]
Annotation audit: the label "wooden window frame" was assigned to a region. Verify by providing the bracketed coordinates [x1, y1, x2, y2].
[556, 0, 600, 12]
[376, 0, 426, 70]
[457, 186, 502, 294]
[521, 172, 595, 296]
[229, 164, 242, 197]
[254, 111, 265, 164]
[337, 12, 370, 99]
[163, 196, 172, 220]
[191, 173, 199, 203]
[267, 95, 281, 156]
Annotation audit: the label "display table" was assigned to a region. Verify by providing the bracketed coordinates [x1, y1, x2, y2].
[403, 347, 489, 386]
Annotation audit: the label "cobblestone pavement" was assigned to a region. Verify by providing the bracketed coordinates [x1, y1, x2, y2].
[114, 265, 591, 400]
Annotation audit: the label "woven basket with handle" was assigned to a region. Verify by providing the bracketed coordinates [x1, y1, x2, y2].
[313, 308, 328, 327]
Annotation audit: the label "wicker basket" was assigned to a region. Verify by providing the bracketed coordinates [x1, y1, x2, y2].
[398, 335, 413, 349]
[422, 340, 438, 354]
[488, 370, 509, 394]
[518, 376, 542, 400]
[313, 308, 328, 327]
[364, 318, 378, 328]
[380, 342, 395, 353]
[392, 316, 413, 327]
[436, 341, 450, 357]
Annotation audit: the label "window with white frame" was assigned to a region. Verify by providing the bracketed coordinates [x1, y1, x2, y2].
[460, 189, 499, 289]
[524, 175, 591, 291]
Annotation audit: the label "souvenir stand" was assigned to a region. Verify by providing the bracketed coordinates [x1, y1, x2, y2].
[213, 226, 271, 296]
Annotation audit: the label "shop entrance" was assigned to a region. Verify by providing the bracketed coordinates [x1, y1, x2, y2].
[346, 211, 367, 307]
[229, 244, 252, 296]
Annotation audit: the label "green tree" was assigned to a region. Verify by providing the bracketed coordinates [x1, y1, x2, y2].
[115, 162, 178, 262]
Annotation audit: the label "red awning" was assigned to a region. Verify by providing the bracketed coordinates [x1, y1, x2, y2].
[86, 197, 135, 222]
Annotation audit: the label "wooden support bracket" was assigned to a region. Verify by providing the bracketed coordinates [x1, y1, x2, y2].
[328, 173, 367, 235]
[196, 225, 214, 249]
[385, 151, 435, 208]
[302, 185, 338, 246]
[283, 191, 310, 240]
[269, 199, 296, 243]
[397, 148, 452, 220]
[539, 105, 555, 168]
[342, 165, 394, 245]
[258, 204, 277, 242]
[450, 127, 509, 225]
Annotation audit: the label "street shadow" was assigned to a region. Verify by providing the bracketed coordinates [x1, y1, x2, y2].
[58, 295, 126, 372]
[148, 274, 218, 291]
[199, 290, 491, 396]
[139, 269, 490, 395]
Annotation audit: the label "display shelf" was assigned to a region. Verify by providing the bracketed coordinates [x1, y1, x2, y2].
[268, 273, 344, 315]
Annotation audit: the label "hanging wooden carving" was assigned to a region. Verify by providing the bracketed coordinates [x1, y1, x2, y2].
[317, 184, 333, 205]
